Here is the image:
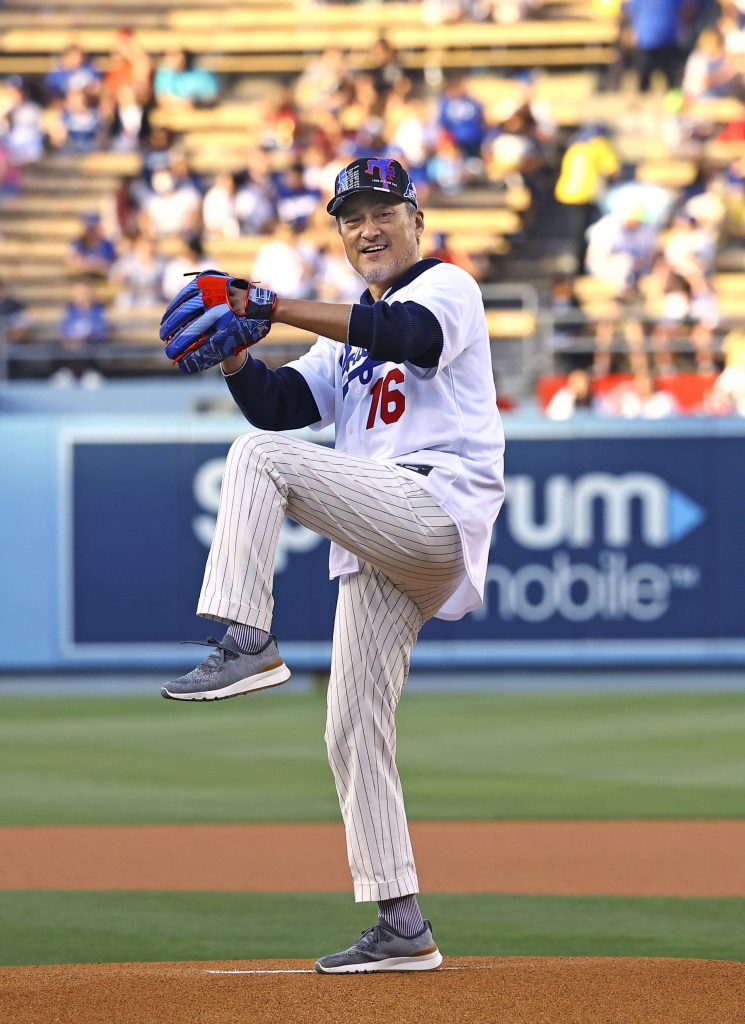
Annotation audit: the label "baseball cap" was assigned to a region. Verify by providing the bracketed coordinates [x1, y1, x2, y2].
[327, 157, 418, 216]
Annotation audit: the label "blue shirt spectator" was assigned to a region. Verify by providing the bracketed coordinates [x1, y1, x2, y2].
[66, 215, 117, 277]
[46, 44, 101, 99]
[437, 77, 486, 158]
[625, 0, 686, 50]
[59, 282, 109, 347]
[274, 165, 321, 231]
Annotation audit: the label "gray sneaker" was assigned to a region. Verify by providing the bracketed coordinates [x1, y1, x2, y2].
[314, 920, 442, 974]
[161, 633, 290, 702]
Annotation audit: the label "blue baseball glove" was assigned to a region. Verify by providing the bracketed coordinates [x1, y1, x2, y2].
[160, 270, 277, 374]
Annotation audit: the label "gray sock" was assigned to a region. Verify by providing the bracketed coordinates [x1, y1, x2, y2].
[378, 895, 425, 938]
[227, 623, 270, 654]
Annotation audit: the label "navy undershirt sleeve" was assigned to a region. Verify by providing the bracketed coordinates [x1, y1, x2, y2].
[348, 300, 444, 368]
[225, 354, 321, 430]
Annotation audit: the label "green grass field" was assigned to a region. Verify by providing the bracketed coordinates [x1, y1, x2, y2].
[2, 690, 744, 825]
[2, 689, 744, 966]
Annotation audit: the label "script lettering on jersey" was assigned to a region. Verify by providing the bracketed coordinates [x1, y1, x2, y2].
[339, 343, 383, 398]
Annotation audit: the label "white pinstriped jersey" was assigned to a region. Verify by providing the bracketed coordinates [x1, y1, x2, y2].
[287, 260, 505, 620]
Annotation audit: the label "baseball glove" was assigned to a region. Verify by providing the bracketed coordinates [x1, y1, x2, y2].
[160, 270, 277, 374]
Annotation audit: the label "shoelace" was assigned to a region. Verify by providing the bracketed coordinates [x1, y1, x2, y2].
[355, 925, 384, 948]
[179, 638, 239, 669]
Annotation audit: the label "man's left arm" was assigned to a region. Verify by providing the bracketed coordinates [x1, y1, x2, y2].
[227, 287, 444, 370]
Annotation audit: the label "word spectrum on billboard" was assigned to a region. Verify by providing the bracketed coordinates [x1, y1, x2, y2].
[479, 470, 705, 625]
[503, 472, 705, 549]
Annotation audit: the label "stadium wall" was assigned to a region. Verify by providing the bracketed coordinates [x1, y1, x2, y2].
[2, 411, 744, 671]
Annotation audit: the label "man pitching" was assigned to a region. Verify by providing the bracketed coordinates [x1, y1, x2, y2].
[159, 157, 505, 973]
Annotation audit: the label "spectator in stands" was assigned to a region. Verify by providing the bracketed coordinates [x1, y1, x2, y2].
[111, 234, 165, 309]
[235, 161, 276, 235]
[555, 124, 621, 273]
[275, 163, 322, 231]
[203, 171, 241, 238]
[59, 88, 102, 152]
[585, 205, 659, 375]
[161, 236, 205, 300]
[153, 49, 219, 109]
[139, 167, 202, 239]
[483, 93, 548, 189]
[105, 27, 153, 108]
[427, 131, 472, 194]
[66, 214, 117, 278]
[0, 75, 44, 165]
[682, 27, 744, 100]
[53, 278, 109, 388]
[100, 28, 152, 151]
[263, 82, 304, 151]
[662, 210, 717, 292]
[545, 369, 597, 419]
[602, 369, 682, 417]
[0, 279, 29, 344]
[140, 125, 175, 188]
[437, 74, 486, 159]
[368, 36, 407, 99]
[105, 83, 151, 152]
[648, 266, 720, 373]
[251, 222, 318, 299]
[294, 46, 352, 114]
[45, 44, 101, 101]
[337, 74, 380, 140]
[624, 0, 689, 92]
[168, 148, 205, 197]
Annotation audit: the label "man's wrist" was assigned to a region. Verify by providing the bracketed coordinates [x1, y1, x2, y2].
[221, 351, 248, 376]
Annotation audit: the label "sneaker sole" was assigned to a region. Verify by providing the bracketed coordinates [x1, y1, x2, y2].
[160, 663, 291, 701]
[314, 949, 443, 974]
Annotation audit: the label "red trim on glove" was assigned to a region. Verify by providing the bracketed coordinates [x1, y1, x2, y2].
[197, 275, 231, 310]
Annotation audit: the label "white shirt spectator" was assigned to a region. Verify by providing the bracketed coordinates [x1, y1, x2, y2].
[252, 230, 317, 299]
[142, 169, 201, 238]
[586, 213, 658, 293]
[235, 181, 275, 235]
[203, 173, 240, 238]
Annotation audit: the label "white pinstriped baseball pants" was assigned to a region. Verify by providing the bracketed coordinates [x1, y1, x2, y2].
[197, 431, 465, 902]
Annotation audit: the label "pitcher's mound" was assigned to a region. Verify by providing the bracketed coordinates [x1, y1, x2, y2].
[2, 956, 743, 1024]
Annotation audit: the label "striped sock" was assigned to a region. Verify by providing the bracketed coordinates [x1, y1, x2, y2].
[227, 623, 270, 654]
[378, 895, 425, 938]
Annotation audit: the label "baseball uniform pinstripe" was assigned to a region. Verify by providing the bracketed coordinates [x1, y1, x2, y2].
[197, 431, 464, 899]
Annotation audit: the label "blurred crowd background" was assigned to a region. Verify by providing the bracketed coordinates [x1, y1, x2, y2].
[1, 0, 744, 416]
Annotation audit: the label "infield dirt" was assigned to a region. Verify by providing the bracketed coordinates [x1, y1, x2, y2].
[2, 957, 743, 1024]
[1, 820, 744, 895]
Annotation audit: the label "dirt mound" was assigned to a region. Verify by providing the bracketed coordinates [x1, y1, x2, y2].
[1, 957, 742, 1024]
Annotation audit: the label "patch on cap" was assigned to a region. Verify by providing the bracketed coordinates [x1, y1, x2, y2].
[327, 157, 418, 215]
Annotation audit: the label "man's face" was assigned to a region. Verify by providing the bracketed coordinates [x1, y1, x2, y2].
[337, 193, 423, 294]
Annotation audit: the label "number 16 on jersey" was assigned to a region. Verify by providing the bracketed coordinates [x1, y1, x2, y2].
[366, 369, 405, 429]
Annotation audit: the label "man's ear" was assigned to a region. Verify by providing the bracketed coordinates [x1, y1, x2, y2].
[414, 210, 424, 239]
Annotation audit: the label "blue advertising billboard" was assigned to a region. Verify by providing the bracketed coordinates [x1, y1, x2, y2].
[61, 425, 745, 666]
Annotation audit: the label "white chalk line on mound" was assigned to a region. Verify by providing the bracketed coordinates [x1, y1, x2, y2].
[206, 966, 493, 975]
